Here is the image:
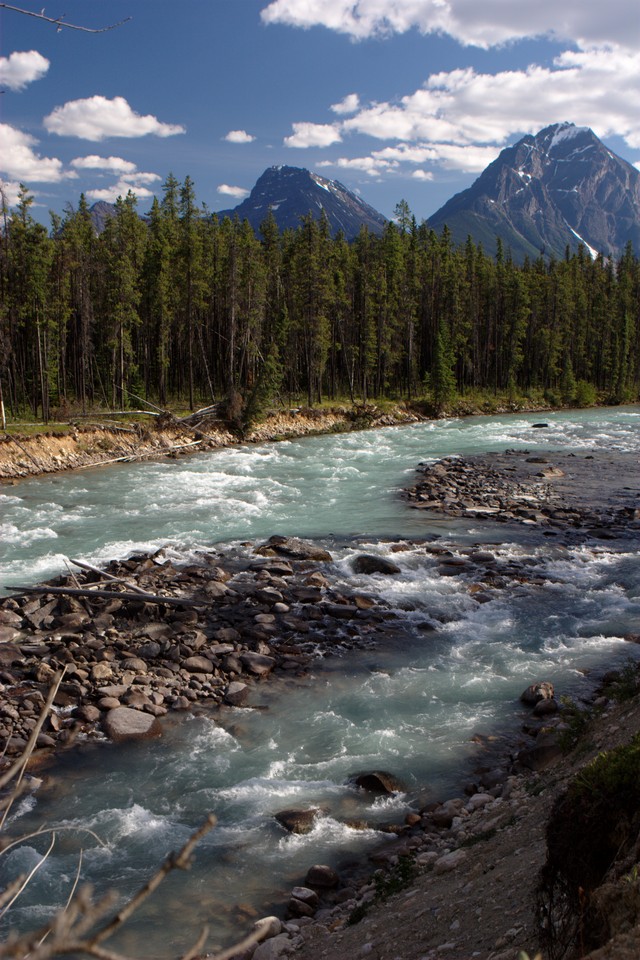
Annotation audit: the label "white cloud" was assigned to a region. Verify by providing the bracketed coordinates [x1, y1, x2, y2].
[412, 169, 434, 180]
[217, 184, 250, 199]
[331, 93, 360, 115]
[284, 121, 343, 147]
[224, 129, 256, 143]
[0, 123, 73, 182]
[0, 50, 49, 91]
[261, 0, 640, 49]
[71, 155, 138, 174]
[44, 96, 186, 141]
[86, 179, 156, 203]
[0, 180, 22, 207]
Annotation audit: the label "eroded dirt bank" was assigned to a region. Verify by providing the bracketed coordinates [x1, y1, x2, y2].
[0, 406, 423, 482]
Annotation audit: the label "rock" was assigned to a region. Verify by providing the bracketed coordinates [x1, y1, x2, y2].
[287, 897, 316, 919]
[275, 809, 319, 834]
[433, 849, 468, 874]
[257, 535, 332, 562]
[225, 681, 249, 706]
[91, 662, 113, 681]
[352, 771, 404, 794]
[516, 740, 563, 771]
[254, 916, 283, 942]
[138, 641, 162, 660]
[430, 798, 467, 828]
[122, 658, 148, 673]
[351, 554, 401, 575]
[103, 706, 161, 742]
[304, 864, 340, 889]
[520, 681, 555, 706]
[252, 933, 294, 960]
[75, 704, 101, 723]
[290, 887, 319, 908]
[533, 697, 559, 716]
[240, 652, 275, 677]
[183, 655, 214, 673]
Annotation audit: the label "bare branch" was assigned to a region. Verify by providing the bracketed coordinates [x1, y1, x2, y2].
[0, 831, 56, 920]
[87, 814, 218, 949]
[0, 4, 132, 33]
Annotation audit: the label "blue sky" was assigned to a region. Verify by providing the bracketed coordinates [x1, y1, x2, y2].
[1, 0, 640, 226]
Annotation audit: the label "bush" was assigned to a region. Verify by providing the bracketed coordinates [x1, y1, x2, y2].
[537, 735, 640, 958]
[574, 380, 597, 407]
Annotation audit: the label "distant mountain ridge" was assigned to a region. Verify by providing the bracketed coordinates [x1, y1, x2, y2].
[216, 165, 388, 239]
[427, 123, 640, 262]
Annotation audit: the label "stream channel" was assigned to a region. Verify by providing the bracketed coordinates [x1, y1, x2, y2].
[2, 407, 640, 956]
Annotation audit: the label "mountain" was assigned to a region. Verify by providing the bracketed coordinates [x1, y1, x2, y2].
[216, 165, 388, 239]
[427, 123, 640, 262]
[89, 200, 117, 233]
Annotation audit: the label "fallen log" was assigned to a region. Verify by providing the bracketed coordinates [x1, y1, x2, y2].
[6, 584, 201, 608]
[69, 558, 150, 595]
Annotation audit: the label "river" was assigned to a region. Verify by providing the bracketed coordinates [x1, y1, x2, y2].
[2, 406, 640, 956]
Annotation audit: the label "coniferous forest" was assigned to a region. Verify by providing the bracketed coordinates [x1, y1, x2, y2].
[1, 177, 639, 425]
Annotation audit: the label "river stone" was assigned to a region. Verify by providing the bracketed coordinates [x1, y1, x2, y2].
[257, 535, 332, 562]
[0, 626, 20, 643]
[91, 662, 113, 681]
[254, 916, 283, 941]
[290, 886, 319, 908]
[352, 554, 401, 576]
[275, 808, 319, 834]
[533, 697, 559, 716]
[138, 641, 162, 660]
[183, 655, 214, 673]
[353, 771, 404, 794]
[287, 897, 316, 919]
[103, 706, 161, 741]
[240, 652, 275, 676]
[305, 864, 340, 889]
[520, 681, 555, 705]
[225, 681, 249, 706]
[253, 934, 293, 960]
[75, 704, 101, 723]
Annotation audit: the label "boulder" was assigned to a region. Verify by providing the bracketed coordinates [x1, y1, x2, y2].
[305, 864, 340, 889]
[352, 771, 404, 794]
[433, 849, 468, 874]
[275, 808, 319, 834]
[256, 535, 332, 562]
[351, 554, 401, 576]
[183, 655, 214, 674]
[252, 934, 294, 960]
[225, 681, 249, 706]
[103, 706, 161, 742]
[520, 681, 555, 706]
[240, 652, 275, 677]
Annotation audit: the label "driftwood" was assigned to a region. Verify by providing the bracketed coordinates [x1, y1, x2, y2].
[68, 559, 150, 596]
[75, 439, 204, 470]
[72, 411, 161, 419]
[7, 585, 200, 608]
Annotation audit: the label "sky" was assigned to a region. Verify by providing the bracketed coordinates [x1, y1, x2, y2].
[1, 0, 640, 227]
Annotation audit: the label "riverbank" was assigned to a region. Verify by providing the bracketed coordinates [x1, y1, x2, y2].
[0, 405, 425, 481]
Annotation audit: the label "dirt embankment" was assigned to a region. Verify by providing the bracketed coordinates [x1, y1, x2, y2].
[0, 406, 424, 482]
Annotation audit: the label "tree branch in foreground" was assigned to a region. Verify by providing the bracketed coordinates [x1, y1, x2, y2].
[0, 4, 132, 32]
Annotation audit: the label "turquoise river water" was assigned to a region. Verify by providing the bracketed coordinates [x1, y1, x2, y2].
[2, 407, 640, 956]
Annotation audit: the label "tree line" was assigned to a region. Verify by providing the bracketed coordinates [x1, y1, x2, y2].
[1, 177, 639, 425]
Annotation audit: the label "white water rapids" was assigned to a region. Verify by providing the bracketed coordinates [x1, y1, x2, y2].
[2, 407, 640, 956]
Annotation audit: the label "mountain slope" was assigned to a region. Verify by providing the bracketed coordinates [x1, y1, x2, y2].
[216, 165, 388, 239]
[427, 123, 640, 262]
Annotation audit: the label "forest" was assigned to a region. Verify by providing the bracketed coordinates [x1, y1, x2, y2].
[1, 175, 639, 426]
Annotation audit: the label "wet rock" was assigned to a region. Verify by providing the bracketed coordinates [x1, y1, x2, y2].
[352, 555, 401, 576]
[275, 808, 319, 834]
[533, 697, 559, 716]
[305, 864, 340, 889]
[352, 771, 404, 794]
[75, 704, 101, 723]
[225, 681, 249, 706]
[256, 535, 332, 562]
[253, 933, 294, 960]
[520, 681, 555, 706]
[103, 706, 161, 741]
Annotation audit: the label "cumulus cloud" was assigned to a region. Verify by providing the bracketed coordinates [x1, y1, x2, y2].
[86, 174, 159, 203]
[330, 93, 360, 115]
[284, 121, 343, 147]
[0, 123, 73, 182]
[44, 96, 186, 141]
[0, 180, 22, 207]
[0, 50, 49, 90]
[70, 155, 137, 174]
[217, 184, 250, 199]
[224, 129, 256, 143]
[412, 169, 434, 180]
[260, 0, 640, 49]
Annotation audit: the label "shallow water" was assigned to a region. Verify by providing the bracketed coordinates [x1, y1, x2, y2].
[3, 406, 640, 955]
